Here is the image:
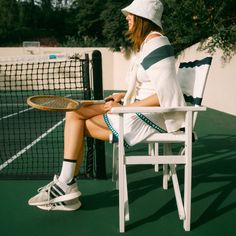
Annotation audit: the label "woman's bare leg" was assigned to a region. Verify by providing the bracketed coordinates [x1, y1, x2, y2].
[28, 103, 112, 208]
[63, 104, 111, 176]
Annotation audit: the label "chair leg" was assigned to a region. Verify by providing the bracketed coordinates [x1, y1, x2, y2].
[169, 164, 185, 220]
[124, 165, 130, 221]
[153, 143, 160, 172]
[183, 111, 192, 231]
[112, 143, 119, 189]
[183, 154, 192, 231]
[163, 164, 169, 189]
[119, 165, 129, 232]
[119, 161, 125, 232]
[119, 162, 129, 233]
[148, 143, 154, 156]
[149, 143, 159, 172]
[183, 164, 191, 231]
[113, 142, 129, 224]
[163, 143, 172, 189]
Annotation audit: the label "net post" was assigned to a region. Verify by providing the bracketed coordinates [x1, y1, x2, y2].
[83, 53, 94, 178]
[92, 50, 107, 179]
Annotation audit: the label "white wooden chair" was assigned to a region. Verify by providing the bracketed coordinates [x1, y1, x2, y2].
[111, 57, 212, 232]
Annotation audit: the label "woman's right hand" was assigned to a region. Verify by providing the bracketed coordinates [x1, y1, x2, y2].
[104, 100, 122, 113]
[105, 93, 125, 103]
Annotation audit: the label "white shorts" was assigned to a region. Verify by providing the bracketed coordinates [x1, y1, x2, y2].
[103, 112, 166, 147]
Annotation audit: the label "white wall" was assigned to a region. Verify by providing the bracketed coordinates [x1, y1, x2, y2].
[0, 47, 114, 91]
[0, 45, 235, 115]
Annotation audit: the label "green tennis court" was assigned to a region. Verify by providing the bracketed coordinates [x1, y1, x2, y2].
[0, 108, 236, 235]
[0, 90, 87, 178]
[0, 58, 103, 179]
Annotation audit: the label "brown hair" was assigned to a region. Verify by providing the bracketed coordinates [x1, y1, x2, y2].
[126, 14, 162, 52]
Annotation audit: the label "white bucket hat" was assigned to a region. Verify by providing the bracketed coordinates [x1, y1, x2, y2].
[121, 0, 163, 29]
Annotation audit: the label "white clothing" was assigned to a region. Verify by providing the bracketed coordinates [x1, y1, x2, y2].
[104, 33, 186, 146]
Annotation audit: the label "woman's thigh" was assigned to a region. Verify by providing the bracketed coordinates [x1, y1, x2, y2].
[85, 114, 111, 141]
[72, 104, 106, 120]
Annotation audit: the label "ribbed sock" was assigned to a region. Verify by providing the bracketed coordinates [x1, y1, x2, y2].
[58, 159, 77, 184]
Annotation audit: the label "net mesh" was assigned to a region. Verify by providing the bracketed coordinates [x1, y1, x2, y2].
[0, 57, 95, 179]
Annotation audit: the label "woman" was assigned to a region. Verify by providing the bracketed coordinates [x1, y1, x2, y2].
[28, 0, 185, 211]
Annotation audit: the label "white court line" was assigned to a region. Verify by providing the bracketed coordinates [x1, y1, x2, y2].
[0, 118, 65, 171]
[0, 94, 72, 169]
[0, 94, 72, 121]
[0, 104, 26, 106]
[0, 107, 34, 121]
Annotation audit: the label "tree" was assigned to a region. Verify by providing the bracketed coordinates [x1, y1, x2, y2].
[162, 0, 235, 60]
[66, 0, 108, 46]
[0, 0, 19, 45]
[101, 0, 130, 51]
[0, 0, 234, 60]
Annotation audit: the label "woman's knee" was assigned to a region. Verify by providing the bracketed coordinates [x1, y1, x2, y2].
[65, 111, 81, 122]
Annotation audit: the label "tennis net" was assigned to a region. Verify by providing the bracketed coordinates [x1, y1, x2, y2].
[0, 53, 101, 179]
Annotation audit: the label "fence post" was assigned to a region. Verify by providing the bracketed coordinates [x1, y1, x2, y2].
[92, 50, 107, 179]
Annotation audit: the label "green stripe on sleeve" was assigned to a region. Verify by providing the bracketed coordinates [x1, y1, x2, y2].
[141, 45, 174, 70]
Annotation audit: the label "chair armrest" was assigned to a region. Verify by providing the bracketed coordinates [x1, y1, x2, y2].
[110, 106, 207, 114]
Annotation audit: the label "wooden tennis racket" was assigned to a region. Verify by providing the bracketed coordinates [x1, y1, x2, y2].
[27, 95, 106, 112]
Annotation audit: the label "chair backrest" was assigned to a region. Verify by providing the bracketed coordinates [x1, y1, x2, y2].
[177, 57, 212, 126]
[177, 57, 212, 106]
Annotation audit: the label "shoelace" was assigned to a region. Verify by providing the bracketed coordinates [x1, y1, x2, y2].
[37, 180, 56, 205]
[37, 180, 55, 193]
[46, 203, 57, 211]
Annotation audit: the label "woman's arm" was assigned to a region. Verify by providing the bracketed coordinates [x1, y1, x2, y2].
[105, 92, 126, 102]
[104, 93, 160, 112]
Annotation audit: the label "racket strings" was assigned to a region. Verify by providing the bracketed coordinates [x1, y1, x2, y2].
[32, 97, 78, 109]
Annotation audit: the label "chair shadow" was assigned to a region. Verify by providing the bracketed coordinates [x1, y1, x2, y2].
[83, 134, 236, 231]
[127, 134, 236, 231]
[190, 134, 236, 229]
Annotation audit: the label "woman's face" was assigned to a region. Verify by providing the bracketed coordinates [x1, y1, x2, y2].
[126, 13, 134, 31]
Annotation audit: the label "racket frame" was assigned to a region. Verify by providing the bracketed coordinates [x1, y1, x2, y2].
[27, 95, 105, 112]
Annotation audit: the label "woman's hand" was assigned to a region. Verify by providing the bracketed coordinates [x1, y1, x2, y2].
[104, 100, 122, 112]
[104, 92, 125, 103]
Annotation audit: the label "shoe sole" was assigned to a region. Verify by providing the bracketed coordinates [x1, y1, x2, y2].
[37, 201, 81, 211]
[29, 191, 81, 206]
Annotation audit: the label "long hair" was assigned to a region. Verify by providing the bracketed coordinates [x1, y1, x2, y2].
[126, 15, 162, 52]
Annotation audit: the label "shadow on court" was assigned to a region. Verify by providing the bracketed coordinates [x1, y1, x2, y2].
[0, 108, 236, 236]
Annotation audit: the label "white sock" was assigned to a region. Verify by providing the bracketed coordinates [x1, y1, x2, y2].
[58, 159, 77, 184]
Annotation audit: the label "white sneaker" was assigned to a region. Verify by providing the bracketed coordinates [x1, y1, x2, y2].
[37, 198, 82, 211]
[28, 175, 81, 206]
